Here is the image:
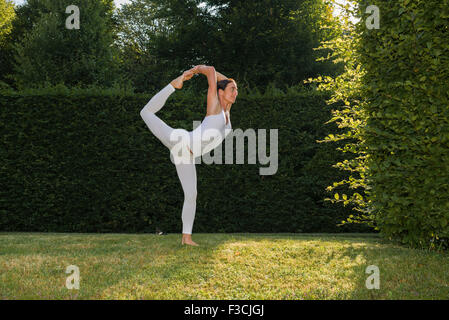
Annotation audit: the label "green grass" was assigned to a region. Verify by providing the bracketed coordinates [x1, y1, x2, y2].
[0, 233, 448, 299]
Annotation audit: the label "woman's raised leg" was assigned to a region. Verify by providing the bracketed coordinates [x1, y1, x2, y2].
[140, 84, 177, 149]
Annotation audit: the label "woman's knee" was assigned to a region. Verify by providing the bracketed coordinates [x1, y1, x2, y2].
[184, 190, 197, 204]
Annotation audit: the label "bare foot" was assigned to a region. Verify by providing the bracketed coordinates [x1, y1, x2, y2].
[171, 70, 195, 89]
[171, 74, 184, 89]
[182, 234, 199, 246]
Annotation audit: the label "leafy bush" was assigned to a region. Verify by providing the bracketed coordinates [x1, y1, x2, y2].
[311, 0, 449, 250]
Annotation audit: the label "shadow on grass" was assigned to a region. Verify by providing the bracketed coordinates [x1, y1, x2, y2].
[2, 232, 447, 299]
[93, 232, 385, 299]
[125, 233, 449, 300]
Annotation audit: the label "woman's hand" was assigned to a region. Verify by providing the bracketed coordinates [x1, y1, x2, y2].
[183, 69, 195, 81]
[193, 65, 227, 81]
[193, 65, 209, 75]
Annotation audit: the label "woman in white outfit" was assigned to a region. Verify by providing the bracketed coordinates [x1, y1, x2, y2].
[140, 65, 238, 246]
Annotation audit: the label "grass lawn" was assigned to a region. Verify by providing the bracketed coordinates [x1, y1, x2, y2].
[0, 232, 448, 300]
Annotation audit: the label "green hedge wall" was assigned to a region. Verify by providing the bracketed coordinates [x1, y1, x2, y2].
[0, 86, 372, 233]
[356, 0, 449, 247]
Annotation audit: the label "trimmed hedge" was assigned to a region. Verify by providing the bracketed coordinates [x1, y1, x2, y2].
[0, 85, 372, 233]
[357, 0, 449, 248]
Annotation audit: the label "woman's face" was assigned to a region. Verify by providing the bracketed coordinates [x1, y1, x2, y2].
[222, 81, 238, 104]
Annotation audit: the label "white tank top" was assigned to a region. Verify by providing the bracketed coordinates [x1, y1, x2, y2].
[188, 109, 232, 157]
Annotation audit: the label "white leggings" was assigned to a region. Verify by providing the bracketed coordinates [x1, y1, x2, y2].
[140, 84, 197, 235]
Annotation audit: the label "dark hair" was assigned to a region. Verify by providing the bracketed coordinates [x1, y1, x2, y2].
[217, 79, 235, 93]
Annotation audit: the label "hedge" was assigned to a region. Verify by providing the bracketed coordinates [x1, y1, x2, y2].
[357, 0, 449, 248]
[0, 85, 372, 233]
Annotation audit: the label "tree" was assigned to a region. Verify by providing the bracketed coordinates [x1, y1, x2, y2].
[116, 0, 342, 92]
[114, 0, 177, 93]
[11, 0, 122, 89]
[0, 0, 14, 44]
[0, 0, 16, 88]
[203, 0, 341, 88]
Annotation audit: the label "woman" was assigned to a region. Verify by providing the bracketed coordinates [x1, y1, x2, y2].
[140, 65, 238, 246]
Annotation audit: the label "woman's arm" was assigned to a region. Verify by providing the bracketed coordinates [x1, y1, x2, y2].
[193, 65, 228, 81]
[196, 65, 220, 111]
[216, 70, 228, 82]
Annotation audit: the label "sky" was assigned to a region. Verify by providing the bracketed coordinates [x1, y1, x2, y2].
[10, 0, 350, 12]
[10, 0, 131, 8]
[9, 0, 357, 22]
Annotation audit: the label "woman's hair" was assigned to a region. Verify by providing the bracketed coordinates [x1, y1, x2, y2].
[217, 78, 236, 93]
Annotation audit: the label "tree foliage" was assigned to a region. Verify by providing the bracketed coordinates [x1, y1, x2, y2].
[115, 0, 343, 92]
[10, 0, 123, 89]
[0, 0, 16, 88]
[0, 0, 14, 43]
[311, 0, 449, 250]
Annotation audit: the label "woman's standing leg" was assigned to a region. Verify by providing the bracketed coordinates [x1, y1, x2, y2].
[174, 160, 199, 246]
[140, 82, 199, 246]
